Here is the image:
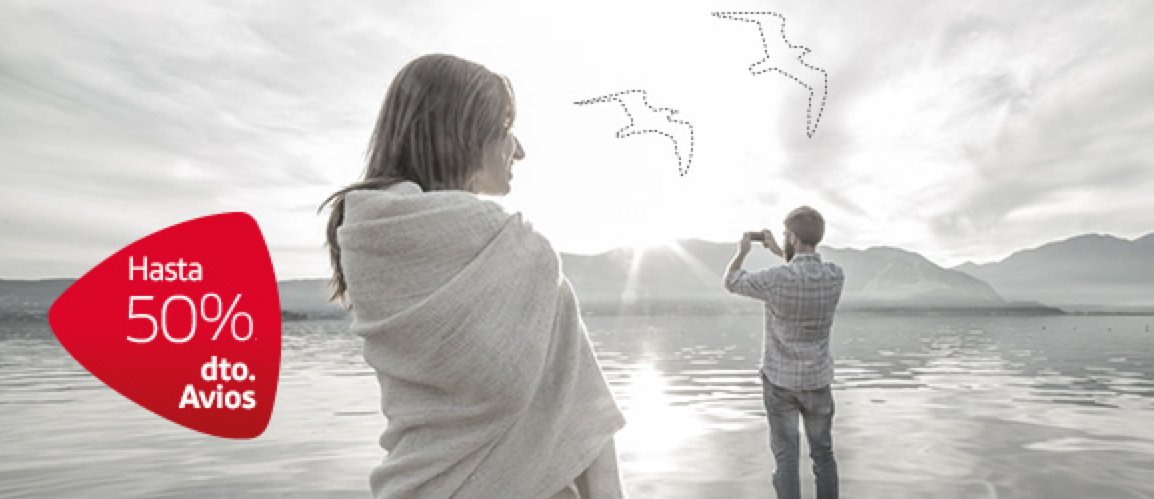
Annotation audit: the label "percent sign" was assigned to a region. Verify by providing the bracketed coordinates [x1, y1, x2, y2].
[127, 293, 254, 344]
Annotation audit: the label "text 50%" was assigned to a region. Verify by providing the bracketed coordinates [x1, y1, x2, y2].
[127, 293, 254, 344]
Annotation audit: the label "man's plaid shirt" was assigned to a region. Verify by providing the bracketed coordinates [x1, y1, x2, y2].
[726, 252, 844, 390]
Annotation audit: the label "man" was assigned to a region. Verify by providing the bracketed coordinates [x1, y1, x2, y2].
[723, 206, 844, 499]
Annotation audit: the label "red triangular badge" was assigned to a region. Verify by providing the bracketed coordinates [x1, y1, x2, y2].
[49, 212, 281, 439]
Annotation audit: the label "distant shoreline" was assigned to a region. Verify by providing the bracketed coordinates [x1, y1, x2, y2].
[282, 306, 1154, 319]
[4, 275, 1153, 322]
[9, 306, 1154, 326]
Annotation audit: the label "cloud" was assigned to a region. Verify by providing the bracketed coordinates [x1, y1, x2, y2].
[0, 1, 415, 277]
[924, 1, 1154, 261]
[733, 0, 1154, 264]
[2, 0, 1152, 277]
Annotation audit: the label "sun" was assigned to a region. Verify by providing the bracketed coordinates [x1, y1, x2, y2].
[628, 236, 678, 253]
[619, 215, 682, 253]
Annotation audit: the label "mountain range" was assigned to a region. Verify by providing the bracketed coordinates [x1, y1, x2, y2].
[559, 241, 1012, 314]
[3, 232, 1151, 320]
[954, 233, 1154, 310]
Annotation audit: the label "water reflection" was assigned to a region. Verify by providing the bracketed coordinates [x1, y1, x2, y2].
[3, 315, 1154, 498]
[587, 314, 1154, 497]
[614, 360, 709, 473]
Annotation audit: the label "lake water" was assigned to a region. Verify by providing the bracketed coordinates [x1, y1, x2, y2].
[2, 314, 1153, 498]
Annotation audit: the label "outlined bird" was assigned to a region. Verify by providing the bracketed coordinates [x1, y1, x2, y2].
[713, 11, 828, 138]
[575, 89, 695, 176]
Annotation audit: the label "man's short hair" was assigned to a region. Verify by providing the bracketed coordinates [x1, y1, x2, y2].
[784, 206, 825, 245]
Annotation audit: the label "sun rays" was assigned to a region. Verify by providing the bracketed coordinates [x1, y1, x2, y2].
[618, 240, 723, 311]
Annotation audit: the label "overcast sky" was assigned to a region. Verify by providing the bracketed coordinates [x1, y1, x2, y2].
[2, 0, 1152, 279]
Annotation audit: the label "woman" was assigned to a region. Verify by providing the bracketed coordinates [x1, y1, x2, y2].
[319, 54, 626, 498]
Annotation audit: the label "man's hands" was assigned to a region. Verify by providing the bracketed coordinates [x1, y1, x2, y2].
[727, 228, 787, 287]
[760, 229, 784, 259]
[740, 230, 785, 259]
[739, 232, 754, 254]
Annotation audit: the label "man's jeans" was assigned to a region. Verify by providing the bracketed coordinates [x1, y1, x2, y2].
[761, 372, 838, 499]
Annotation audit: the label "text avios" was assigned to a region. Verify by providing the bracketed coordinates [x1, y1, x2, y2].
[180, 384, 256, 410]
[128, 256, 203, 282]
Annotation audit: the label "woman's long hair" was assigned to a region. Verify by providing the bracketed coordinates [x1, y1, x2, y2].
[319, 54, 516, 305]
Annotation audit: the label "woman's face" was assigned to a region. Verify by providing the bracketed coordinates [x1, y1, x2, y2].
[470, 131, 525, 196]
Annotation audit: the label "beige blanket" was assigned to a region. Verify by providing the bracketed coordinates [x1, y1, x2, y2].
[339, 181, 626, 498]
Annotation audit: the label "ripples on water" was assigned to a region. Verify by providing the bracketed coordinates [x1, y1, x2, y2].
[2, 315, 1153, 498]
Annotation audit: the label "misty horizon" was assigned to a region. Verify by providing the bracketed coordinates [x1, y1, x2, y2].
[5, 231, 1151, 312]
[4, 229, 1150, 281]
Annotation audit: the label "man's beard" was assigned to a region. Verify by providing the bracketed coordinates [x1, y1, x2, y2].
[783, 239, 795, 262]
